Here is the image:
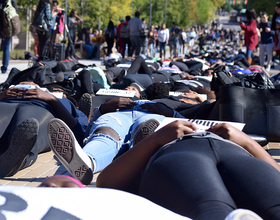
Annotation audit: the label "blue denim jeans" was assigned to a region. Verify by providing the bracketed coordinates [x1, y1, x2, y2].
[149, 42, 155, 58]
[83, 43, 95, 59]
[83, 107, 165, 173]
[0, 35, 11, 73]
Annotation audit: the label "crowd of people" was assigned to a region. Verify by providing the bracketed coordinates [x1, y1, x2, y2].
[2, 1, 280, 219]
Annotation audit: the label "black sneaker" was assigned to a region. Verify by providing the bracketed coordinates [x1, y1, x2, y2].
[132, 119, 160, 145]
[78, 93, 92, 119]
[0, 118, 39, 177]
[48, 118, 93, 185]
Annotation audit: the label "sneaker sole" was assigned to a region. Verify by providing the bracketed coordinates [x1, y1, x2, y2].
[48, 119, 93, 185]
[78, 93, 92, 118]
[133, 119, 160, 145]
[0, 118, 39, 177]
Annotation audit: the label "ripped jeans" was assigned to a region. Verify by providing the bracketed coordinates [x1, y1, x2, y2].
[83, 107, 165, 173]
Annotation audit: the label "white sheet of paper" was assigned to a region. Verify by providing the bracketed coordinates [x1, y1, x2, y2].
[0, 186, 190, 220]
[155, 117, 245, 132]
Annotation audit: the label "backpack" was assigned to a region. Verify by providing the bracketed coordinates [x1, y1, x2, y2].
[120, 24, 129, 38]
[0, 0, 21, 37]
[140, 23, 149, 38]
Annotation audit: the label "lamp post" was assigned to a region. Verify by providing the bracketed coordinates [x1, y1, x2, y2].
[149, 1, 152, 25]
[164, 0, 166, 24]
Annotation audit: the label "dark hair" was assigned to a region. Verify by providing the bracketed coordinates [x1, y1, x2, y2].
[145, 82, 170, 100]
[276, 2, 280, 8]
[135, 11, 140, 18]
[246, 8, 258, 24]
[142, 18, 146, 22]
[36, 0, 51, 12]
[52, 0, 58, 4]
[125, 15, 131, 21]
[69, 9, 76, 17]
[107, 20, 114, 29]
[260, 11, 268, 16]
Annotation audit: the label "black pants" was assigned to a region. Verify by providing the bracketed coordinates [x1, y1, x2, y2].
[139, 137, 280, 220]
[0, 103, 55, 170]
[37, 29, 51, 58]
[121, 38, 131, 58]
[66, 34, 76, 58]
[106, 39, 114, 56]
[127, 56, 153, 75]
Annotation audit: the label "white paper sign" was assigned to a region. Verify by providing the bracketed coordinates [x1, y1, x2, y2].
[96, 89, 136, 97]
[0, 186, 190, 220]
[155, 117, 245, 132]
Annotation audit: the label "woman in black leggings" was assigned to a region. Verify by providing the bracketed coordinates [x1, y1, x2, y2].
[97, 120, 280, 220]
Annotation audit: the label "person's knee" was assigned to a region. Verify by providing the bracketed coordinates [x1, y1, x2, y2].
[94, 127, 120, 141]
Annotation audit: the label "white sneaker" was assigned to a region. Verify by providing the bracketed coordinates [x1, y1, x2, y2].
[48, 118, 93, 185]
[225, 209, 263, 220]
[266, 63, 271, 72]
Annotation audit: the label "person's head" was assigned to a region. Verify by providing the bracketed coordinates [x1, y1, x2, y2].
[93, 29, 99, 36]
[161, 23, 166, 30]
[276, 2, 280, 14]
[245, 8, 257, 23]
[145, 82, 170, 100]
[125, 15, 131, 22]
[52, 0, 58, 10]
[125, 83, 143, 98]
[135, 11, 140, 18]
[260, 12, 268, 23]
[37, 0, 51, 12]
[108, 20, 114, 29]
[88, 28, 93, 34]
[150, 24, 155, 31]
[120, 17, 125, 23]
[39, 175, 85, 188]
[142, 18, 146, 23]
[172, 22, 176, 27]
[70, 9, 77, 17]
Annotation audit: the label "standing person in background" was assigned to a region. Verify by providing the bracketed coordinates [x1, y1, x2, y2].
[104, 20, 116, 56]
[180, 28, 187, 55]
[258, 12, 274, 72]
[188, 27, 197, 50]
[51, 0, 64, 44]
[239, 8, 258, 65]
[0, 0, 18, 73]
[116, 18, 125, 54]
[140, 18, 149, 56]
[120, 16, 131, 58]
[66, 9, 82, 59]
[148, 25, 156, 58]
[128, 11, 142, 57]
[157, 23, 169, 60]
[35, 0, 52, 60]
[169, 22, 180, 58]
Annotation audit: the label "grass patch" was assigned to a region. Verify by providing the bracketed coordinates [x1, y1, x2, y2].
[0, 49, 26, 60]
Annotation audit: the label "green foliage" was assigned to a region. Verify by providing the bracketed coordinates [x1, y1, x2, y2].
[16, 0, 224, 33]
[247, 0, 278, 16]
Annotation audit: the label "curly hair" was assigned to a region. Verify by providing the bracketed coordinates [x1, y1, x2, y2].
[145, 82, 170, 100]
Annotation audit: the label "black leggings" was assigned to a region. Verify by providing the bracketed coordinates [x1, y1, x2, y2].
[139, 137, 280, 220]
[0, 103, 55, 169]
[127, 56, 153, 75]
